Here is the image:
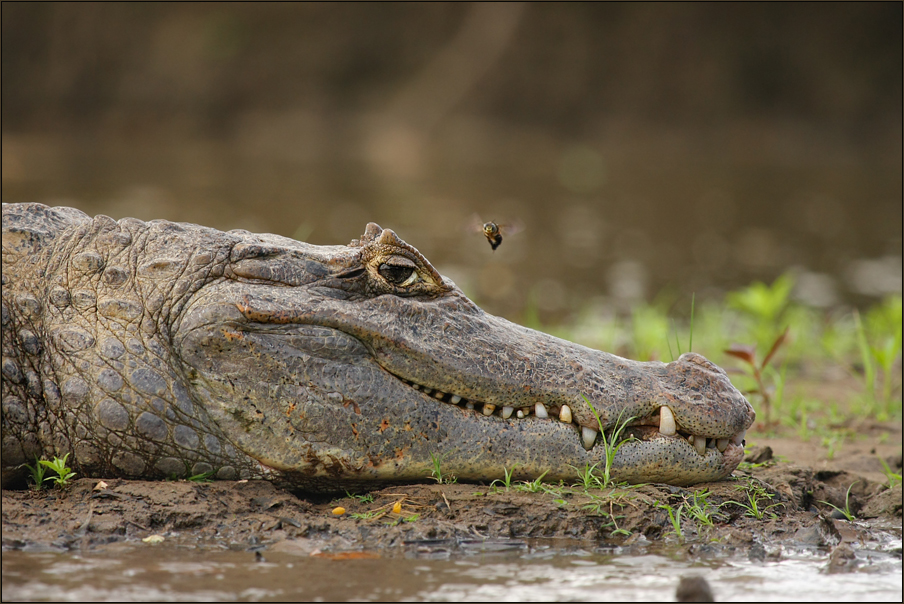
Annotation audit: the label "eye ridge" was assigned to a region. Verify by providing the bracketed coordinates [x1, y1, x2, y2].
[378, 263, 415, 285]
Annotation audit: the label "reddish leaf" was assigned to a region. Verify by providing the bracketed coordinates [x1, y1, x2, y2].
[724, 344, 757, 365]
[762, 326, 790, 369]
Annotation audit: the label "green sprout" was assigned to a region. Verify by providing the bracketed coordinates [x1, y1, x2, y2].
[514, 472, 560, 494]
[21, 457, 48, 491]
[38, 453, 77, 488]
[683, 489, 721, 527]
[187, 470, 216, 482]
[346, 491, 376, 503]
[428, 452, 456, 484]
[656, 501, 685, 540]
[731, 479, 783, 520]
[490, 465, 519, 491]
[878, 457, 901, 489]
[818, 482, 858, 522]
[583, 396, 635, 490]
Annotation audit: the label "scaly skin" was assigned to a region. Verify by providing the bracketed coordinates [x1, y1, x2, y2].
[1, 203, 754, 490]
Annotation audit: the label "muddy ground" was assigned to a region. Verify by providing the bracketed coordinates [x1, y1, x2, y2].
[2, 427, 901, 563]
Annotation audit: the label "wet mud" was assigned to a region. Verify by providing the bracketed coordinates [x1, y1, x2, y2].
[2, 435, 901, 563]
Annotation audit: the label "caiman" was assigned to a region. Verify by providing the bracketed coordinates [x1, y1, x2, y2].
[1, 203, 754, 491]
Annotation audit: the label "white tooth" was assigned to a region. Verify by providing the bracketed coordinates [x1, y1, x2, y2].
[411, 384, 420, 390]
[659, 406, 676, 436]
[423, 388, 433, 394]
[482, 404, 496, 416]
[731, 430, 746, 445]
[581, 426, 598, 450]
[687, 434, 695, 444]
[434, 391, 444, 400]
[694, 436, 706, 456]
[559, 405, 572, 423]
[502, 406, 514, 419]
[466, 402, 475, 410]
[534, 403, 549, 419]
[516, 409, 526, 419]
[717, 438, 729, 452]
[450, 395, 462, 404]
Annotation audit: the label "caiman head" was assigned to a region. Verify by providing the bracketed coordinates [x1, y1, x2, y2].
[176, 223, 755, 489]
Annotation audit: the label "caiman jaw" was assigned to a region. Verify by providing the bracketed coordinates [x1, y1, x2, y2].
[394, 376, 747, 456]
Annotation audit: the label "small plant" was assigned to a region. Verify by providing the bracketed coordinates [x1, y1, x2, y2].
[820, 432, 845, 461]
[187, 470, 215, 482]
[818, 482, 858, 521]
[683, 489, 721, 527]
[726, 273, 794, 350]
[428, 452, 456, 484]
[656, 501, 684, 540]
[583, 396, 635, 490]
[572, 461, 604, 490]
[21, 457, 48, 490]
[583, 491, 635, 537]
[350, 510, 380, 520]
[346, 491, 375, 503]
[490, 465, 519, 491]
[878, 457, 902, 489]
[724, 326, 788, 428]
[38, 453, 77, 488]
[732, 479, 783, 520]
[853, 298, 902, 420]
[513, 471, 550, 494]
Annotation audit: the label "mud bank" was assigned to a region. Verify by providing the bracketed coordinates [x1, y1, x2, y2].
[3, 435, 901, 562]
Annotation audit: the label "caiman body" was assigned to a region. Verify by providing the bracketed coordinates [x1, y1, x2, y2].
[1, 203, 754, 490]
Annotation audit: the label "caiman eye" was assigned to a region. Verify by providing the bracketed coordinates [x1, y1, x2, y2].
[378, 263, 419, 286]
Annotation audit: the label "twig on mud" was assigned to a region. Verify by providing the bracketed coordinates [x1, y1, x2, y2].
[124, 519, 151, 532]
[76, 502, 95, 535]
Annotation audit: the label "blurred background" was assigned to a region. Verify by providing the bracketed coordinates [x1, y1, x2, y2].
[3, 2, 901, 323]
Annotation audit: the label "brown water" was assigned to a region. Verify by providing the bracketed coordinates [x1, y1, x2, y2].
[2, 129, 900, 321]
[3, 537, 901, 602]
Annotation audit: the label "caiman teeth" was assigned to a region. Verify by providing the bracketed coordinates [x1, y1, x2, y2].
[688, 434, 707, 456]
[558, 405, 572, 423]
[397, 377, 744, 456]
[659, 405, 677, 436]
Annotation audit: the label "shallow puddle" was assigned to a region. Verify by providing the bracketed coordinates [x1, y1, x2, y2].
[3, 538, 901, 602]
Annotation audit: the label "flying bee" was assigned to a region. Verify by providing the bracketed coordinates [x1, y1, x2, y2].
[468, 214, 523, 251]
